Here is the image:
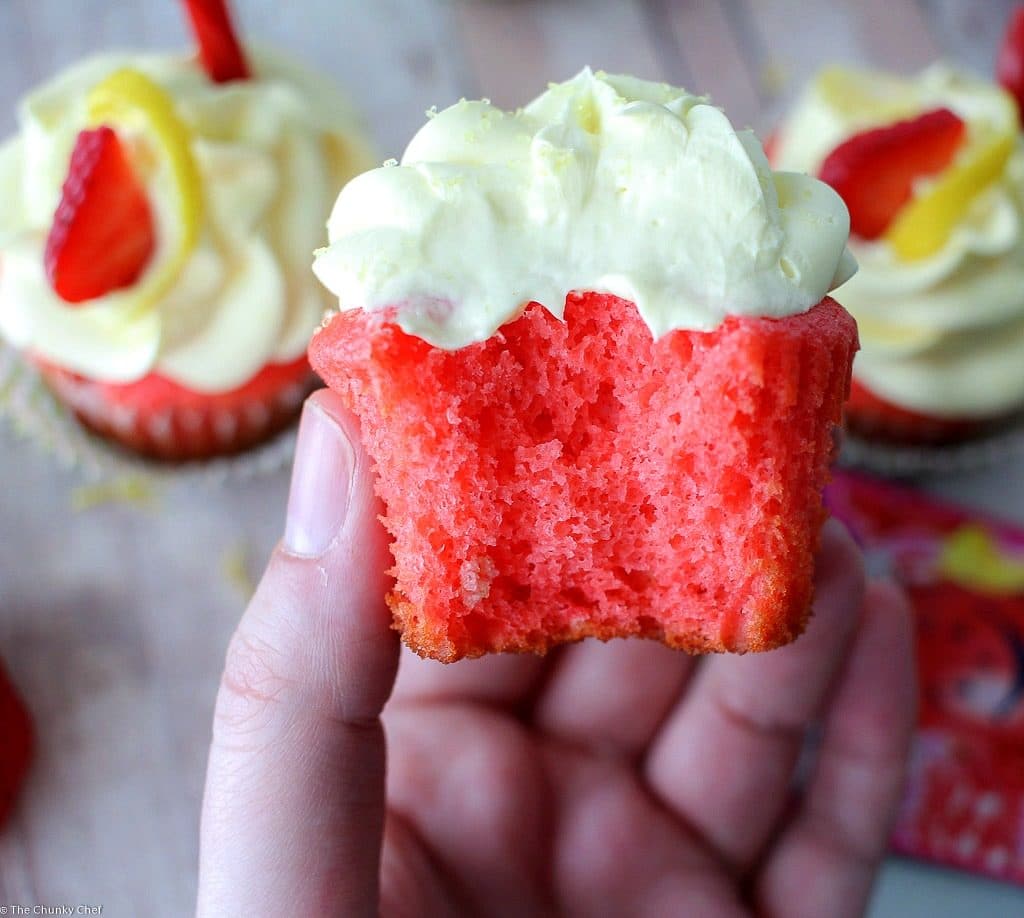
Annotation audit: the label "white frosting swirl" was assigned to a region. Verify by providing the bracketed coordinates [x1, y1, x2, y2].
[0, 47, 374, 391]
[775, 64, 1024, 419]
[313, 69, 854, 349]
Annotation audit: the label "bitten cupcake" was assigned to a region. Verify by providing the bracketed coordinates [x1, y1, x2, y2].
[0, 0, 374, 461]
[310, 69, 858, 662]
[772, 31, 1024, 445]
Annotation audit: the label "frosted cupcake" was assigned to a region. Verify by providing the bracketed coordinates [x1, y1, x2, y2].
[772, 59, 1024, 446]
[311, 70, 857, 661]
[0, 1, 374, 461]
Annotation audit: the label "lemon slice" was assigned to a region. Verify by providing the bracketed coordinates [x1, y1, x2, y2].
[86, 68, 203, 308]
[885, 132, 1016, 261]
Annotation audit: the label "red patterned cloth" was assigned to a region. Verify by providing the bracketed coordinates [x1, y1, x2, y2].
[827, 471, 1024, 885]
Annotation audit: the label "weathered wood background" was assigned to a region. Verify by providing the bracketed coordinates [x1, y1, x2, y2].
[2, 1, 1024, 914]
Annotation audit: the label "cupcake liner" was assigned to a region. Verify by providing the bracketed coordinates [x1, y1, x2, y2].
[0, 339, 300, 485]
[37, 360, 314, 463]
[840, 420, 1024, 477]
[845, 378, 1011, 447]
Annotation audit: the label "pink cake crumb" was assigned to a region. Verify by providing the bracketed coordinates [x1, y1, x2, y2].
[310, 292, 858, 662]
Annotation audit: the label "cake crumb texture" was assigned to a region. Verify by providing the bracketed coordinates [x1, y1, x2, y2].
[310, 293, 857, 662]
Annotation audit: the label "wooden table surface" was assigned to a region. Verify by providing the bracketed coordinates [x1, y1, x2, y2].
[2, 1, 1024, 915]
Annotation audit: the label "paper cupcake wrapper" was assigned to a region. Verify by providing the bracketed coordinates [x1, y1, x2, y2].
[841, 422, 1024, 477]
[0, 340, 298, 485]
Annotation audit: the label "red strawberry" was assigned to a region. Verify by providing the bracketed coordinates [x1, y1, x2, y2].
[45, 126, 156, 304]
[182, 0, 250, 83]
[0, 660, 33, 829]
[818, 108, 966, 239]
[998, 5, 1024, 121]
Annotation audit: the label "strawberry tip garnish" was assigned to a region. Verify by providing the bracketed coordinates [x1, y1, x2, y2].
[997, 4, 1024, 121]
[818, 108, 966, 240]
[182, 0, 251, 83]
[45, 126, 157, 305]
[0, 662, 33, 829]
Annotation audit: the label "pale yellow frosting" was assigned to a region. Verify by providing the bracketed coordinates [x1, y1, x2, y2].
[0, 47, 374, 391]
[775, 64, 1024, 419]
[313, 68, 854, 349]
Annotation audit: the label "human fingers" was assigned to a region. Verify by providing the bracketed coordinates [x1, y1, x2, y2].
[384, 702, 553, 916]
[532, 638, 695, 757]
[197, 389, 398, 916]
[392, 646, 547, 712]
[539, 742, 745, 918]
[754, 579, 916, 918]
[644, 520, 865, 872]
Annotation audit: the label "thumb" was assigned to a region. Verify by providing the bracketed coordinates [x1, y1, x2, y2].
[198, 389, 398, 917]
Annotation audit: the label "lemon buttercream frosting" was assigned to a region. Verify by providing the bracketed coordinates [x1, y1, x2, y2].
[314, 68, 855, 350]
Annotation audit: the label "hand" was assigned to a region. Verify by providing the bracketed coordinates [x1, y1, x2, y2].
[197, 389, 917, 918]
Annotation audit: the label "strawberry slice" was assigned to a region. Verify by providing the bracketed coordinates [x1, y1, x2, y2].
[818, 108, 966, 239]
[0, 660, 33, 829]
[182, 0, 250, 83]
[998, 5, 1024, 120]
[45, 126, 156, 304]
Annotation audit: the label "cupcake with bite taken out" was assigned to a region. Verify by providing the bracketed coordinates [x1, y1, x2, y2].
[771, 9, 1024, 447]
[0, 0, 374, 462]
[310, 69, 858, 662]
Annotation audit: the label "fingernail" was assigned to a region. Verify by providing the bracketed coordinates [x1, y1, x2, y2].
[284, 400, 354, 557]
